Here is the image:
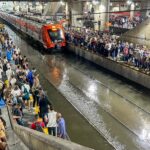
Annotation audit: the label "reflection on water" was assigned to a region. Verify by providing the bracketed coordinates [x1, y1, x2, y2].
[58, 80, 125, 150]
[45, 55, 150, 150]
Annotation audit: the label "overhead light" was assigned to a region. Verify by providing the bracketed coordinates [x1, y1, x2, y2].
[136, 3, 139, 6]
[86, 2, 90, 6]
[60, 0, 65, 6]
[127, 0, 132, 5]
[92, 0, 99, 5]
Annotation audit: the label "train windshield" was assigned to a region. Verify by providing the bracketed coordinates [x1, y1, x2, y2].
[48, 29, 64, 42]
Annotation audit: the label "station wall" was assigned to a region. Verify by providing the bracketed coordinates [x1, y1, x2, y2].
[67, 44, 150, 89]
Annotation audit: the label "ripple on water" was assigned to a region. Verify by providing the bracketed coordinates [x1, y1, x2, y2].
[58, 80, 125, 150]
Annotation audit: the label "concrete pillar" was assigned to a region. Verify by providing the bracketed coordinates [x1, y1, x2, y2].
[19, 2, 21, 12]
[93, 4, 99, 30]
[71, 2, 83, 27]
[99, 0, 110, 31]
[93, 0, 110, 30]
[67, 1, 72, 27]
[13, 1, 15, 11]
[130, 3, 135, 20]
[65, 2, 69, 19]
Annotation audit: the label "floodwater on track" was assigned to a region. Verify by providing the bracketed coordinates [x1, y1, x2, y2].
[6, 26, 150, 150]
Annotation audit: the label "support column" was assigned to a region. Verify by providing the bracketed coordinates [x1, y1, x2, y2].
[99, 0, 110, 31]
[65, 2, 69, 20]
[94, 0, 110, 31]
[130, 3, 135, 20]
[94, 4, 100, 30]
[67, 1, 72, 27]
[71, 1, 83, 27]
[13, 1, 15, 11]
[19, 2, 21, 12]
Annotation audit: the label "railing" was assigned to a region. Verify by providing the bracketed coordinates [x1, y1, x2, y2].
[7, 106, 94, 150]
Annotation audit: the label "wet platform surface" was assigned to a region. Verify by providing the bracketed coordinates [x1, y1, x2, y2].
[6, 26, 150, 150]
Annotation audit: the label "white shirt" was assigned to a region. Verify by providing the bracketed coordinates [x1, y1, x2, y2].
[6, 63, 11, 69]
[15, 48, 20, 55]
[11, 89, 21, 97]
[47, 111, 57, 127]
[6, 69, 13, 81]
[10, 78, 17, 87]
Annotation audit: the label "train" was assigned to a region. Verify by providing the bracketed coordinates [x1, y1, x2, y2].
[0, 12, 66, 50]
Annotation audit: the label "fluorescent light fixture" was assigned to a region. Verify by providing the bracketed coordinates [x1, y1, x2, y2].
[127, 0, 132, 5]
[60, 0, 65, 6]
[92, 0, 99, 5]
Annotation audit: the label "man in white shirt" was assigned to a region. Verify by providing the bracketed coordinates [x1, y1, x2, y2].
[11, 85, 22, 98]
[6, 68, 13, 81]
[46, 106, 57, 136]
[10, 75, 17, 88]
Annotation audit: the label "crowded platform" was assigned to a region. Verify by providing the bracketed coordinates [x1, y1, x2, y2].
[0, 27, 68, 149]
[65, 28, 150, 74]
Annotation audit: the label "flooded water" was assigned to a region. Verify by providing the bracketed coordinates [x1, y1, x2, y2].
[6, 25, 150, 150]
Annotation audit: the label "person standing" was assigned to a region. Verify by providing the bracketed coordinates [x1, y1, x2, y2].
[6, 67, 13, 82]
[21, 81, 30, 110]
[6, 48, 12, 62]
[26, 69, 34, 87]
[32, 73, 40, 107]
[39, 93, 51, 119]
[57, 113, 67, 139]
[46, 106, 57, 136]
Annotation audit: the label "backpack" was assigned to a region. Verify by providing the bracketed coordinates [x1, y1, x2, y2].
[23, 85, 30, 100]
[35, 122, 43, 133]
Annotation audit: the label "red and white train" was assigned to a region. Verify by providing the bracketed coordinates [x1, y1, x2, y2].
[0, 12, 66, 50]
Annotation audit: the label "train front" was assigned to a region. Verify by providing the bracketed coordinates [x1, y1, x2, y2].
[42, 24, 66, 50]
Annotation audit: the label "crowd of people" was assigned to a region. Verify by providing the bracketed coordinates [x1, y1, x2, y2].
[109, 15, 144, 29]
[65, 28, 150, 73]
[0, 27, 68, 150]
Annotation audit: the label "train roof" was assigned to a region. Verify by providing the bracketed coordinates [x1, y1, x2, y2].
[2, 11, 60, 28]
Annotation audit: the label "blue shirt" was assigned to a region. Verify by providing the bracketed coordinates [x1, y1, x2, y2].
[57, 118, 67, 139]
[6, 50, 12, 61]
[27, 70, 34, 86]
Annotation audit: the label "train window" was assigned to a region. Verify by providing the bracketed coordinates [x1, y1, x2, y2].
[48, 29, 64, 42]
